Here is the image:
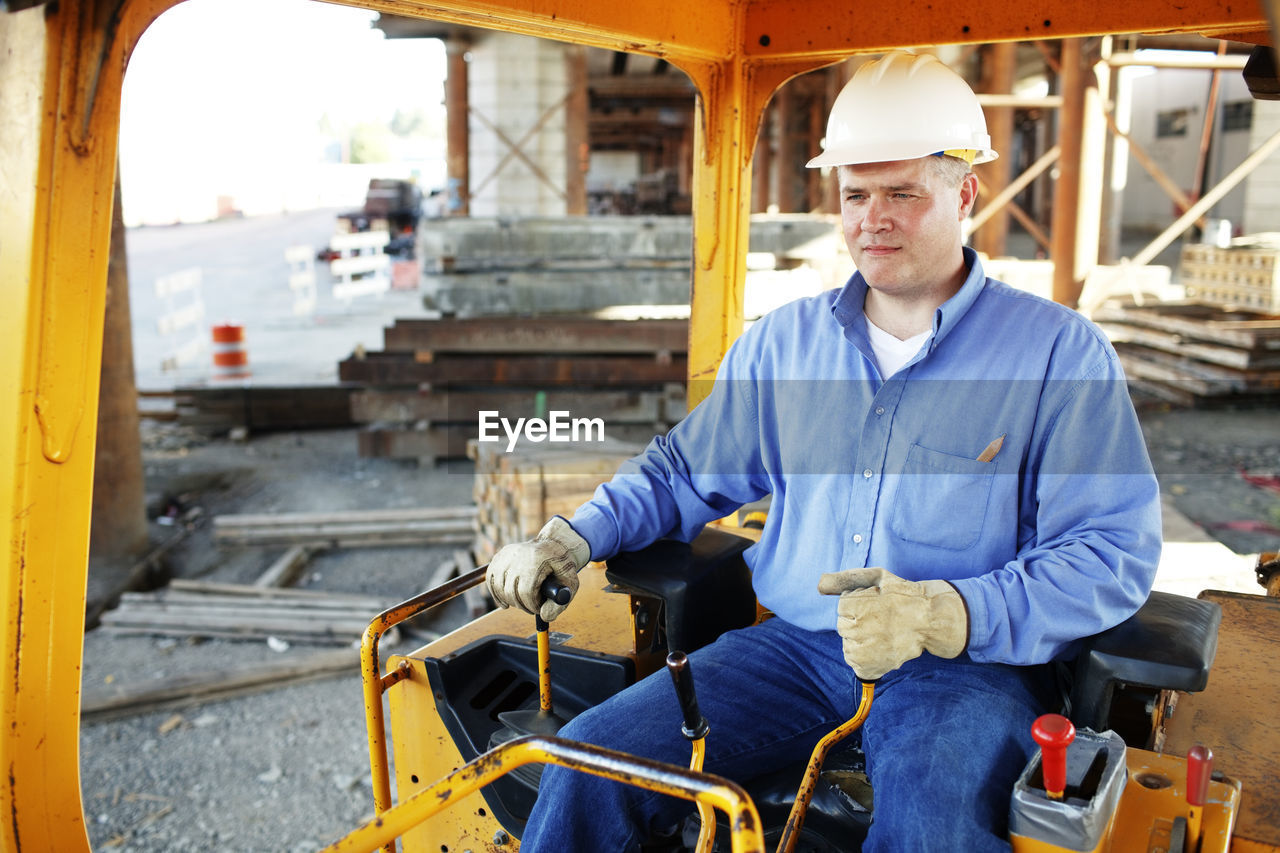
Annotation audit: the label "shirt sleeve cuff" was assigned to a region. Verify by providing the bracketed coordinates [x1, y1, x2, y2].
[947, 577, 990, 653]
[566, 503, 620, 563]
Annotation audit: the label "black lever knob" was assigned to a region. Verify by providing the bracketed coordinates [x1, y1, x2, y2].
[540, 577, 572, 606]
[666, 651, 710, 740]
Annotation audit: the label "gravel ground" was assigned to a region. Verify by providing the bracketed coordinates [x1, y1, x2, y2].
[1137, 402, 1280, 555]
[81, 426, 475, 852]
[79, 402, 1280, 852]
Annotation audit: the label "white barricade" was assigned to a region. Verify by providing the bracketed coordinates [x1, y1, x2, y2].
[329, 230, 390, 304]
[155, 267, 205, 373]
[284, 244, 317, 316]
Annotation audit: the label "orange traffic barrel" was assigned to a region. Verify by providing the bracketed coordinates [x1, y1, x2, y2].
[211, 323, 251, 381]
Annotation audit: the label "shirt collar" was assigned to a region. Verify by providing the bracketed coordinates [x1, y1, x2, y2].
[830, 247, 988, 348]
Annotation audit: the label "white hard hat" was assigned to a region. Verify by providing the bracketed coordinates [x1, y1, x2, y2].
[806, 51, 997, 168]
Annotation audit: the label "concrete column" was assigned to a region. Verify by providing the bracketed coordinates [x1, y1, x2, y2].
[1100, 38, 1135, 264]
[468, 33, 570, 215]
[565, 45, 589, 215]
[1242, 100, 1280, 232]
[1076, 49, 1109, 275]
[1051, 39, 1086, 307]
[445, 38, 470, 216]
[974, 43, 1016, 259]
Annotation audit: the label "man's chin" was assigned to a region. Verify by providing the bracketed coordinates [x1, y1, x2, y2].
[858, 263, 906, 291]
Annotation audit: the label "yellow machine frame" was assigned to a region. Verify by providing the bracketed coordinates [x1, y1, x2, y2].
[1, 0, 1276, 849]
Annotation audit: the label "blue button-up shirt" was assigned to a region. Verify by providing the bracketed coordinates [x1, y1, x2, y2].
[570, 249, 1161, 665]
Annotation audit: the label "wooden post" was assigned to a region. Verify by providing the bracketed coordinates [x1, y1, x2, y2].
[1051, 39, 1086, 307]
[678, 120, 694, 201]
[90, 167, 148, 563]
[565, 45, 589, 215]
[1190, 41, 1228, 241]
[807, 74, 826, 211]
[974, 43, 1017, 259]
[753, 103, 773, 213]
[445, 38, 470, 216]
[775, 82, 797, 213]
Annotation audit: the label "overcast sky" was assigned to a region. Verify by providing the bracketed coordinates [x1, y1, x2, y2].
[119, 0, 446, 223]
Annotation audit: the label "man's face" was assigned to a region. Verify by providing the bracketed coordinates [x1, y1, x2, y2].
[838, 158, 977, 300]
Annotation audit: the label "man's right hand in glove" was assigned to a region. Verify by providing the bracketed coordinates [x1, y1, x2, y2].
[486, 516, 591, 622]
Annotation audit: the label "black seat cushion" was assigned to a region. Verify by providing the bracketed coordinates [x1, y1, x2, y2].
[605, 527, 757, 655]
[1070, 590, 1221, 731]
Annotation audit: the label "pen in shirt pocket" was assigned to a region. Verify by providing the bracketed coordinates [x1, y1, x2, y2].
[976, 434, 1006, 463]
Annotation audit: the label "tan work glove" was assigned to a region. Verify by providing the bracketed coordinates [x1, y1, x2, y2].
[817, 567, 968, 681]
[486, 517, 591, 622]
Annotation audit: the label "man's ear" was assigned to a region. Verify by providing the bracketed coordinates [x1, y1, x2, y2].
[957, 172, 979, 220]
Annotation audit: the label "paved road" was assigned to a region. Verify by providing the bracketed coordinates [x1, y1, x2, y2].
[126, 207, 431, 390]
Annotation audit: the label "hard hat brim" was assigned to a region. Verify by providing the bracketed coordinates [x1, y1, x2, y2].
[805, 145, 998, 169]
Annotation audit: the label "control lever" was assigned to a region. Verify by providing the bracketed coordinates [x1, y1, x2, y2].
[667, 652, 714, 853]
[667, 651, 711, 740]
[1031, 714, 1076, 800]
[534, 577, 571, 714]
[494, 576, 574, 737]
[777, 680, 876, 853]
[1186, 743, 1213, 852]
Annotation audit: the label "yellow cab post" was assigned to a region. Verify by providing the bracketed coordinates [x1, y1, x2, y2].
[1, 0, 1276, 850]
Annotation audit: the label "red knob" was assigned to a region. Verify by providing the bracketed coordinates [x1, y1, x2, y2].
[1031, 713, 1076, 798]
[1186, 744, 1213, 807]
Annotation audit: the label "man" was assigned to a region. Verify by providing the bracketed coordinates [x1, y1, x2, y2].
[487, 51, 1160, 851]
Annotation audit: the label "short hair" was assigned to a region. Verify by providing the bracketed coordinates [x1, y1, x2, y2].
[928, 154, 972, 187]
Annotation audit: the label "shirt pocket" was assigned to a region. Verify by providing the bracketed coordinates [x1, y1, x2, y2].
[889, 442, 996, 551]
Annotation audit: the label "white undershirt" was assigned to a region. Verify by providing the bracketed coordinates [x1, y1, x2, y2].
[864, 314, 931, 377]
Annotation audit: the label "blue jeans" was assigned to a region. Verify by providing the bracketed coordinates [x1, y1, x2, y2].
[520, 616, 1057, 852]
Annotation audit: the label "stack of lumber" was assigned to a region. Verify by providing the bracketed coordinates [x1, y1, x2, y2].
[338, 316, 688, 463]
[170, 384, 357, 435]
[98, 580, 399, 646]
[1094, 300, 1280, 406]
[469, 438, 643, 562]
[212, 506, 476, 549]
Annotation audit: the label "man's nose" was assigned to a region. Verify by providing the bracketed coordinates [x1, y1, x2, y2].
[861, 197, 890, 232]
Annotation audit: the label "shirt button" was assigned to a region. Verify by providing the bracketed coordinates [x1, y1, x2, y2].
[852, 534, 864, 544]
[875, 407, 885, 416]
[863, 469, 873, 478]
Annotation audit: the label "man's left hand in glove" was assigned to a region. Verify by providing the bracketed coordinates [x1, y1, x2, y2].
[817, 567, 969, 682]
